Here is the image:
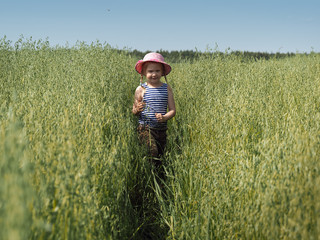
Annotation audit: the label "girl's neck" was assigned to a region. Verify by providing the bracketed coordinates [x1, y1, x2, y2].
[147, 81, 163, 88]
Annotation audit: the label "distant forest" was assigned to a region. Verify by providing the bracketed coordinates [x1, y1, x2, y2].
[126, 49, 315, 63]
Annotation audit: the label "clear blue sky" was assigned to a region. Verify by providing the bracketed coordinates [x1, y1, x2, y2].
[1, 0, 319, 53]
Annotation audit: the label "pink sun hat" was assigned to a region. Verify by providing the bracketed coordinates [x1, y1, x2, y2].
[135, 52, 172, 76]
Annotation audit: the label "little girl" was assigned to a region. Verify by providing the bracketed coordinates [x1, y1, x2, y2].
[132, 52, 176, 171]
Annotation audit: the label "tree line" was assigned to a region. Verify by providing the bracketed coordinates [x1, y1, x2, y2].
[126, 49, 314, 63]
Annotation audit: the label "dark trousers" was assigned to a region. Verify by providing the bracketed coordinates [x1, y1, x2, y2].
[137, 125, 167, 170]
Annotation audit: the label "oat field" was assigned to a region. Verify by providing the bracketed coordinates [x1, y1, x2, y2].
[1, 37, 319, 239]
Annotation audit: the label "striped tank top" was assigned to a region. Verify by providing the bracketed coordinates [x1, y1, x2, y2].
[139, 83, 168, 129]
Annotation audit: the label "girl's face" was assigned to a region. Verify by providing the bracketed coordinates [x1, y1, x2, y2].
[144, 62, 163, 85]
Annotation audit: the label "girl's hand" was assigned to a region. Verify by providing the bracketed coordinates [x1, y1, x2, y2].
[136, 101, 145, 112]
[155, 113, 166, 122]
[133, 101, 145, 115]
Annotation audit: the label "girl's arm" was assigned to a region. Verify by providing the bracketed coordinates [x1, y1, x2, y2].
[132, 86, 145, 115]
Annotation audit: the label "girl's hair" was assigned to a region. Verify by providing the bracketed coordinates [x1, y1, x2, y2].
[140, 74, 144, 88]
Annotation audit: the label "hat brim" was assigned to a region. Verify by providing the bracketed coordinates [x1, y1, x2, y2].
[135, 59, 171, 76]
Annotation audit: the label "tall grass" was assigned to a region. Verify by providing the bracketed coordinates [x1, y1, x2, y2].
[164, 52, 320, 239]
[0, 36, 319, 239]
